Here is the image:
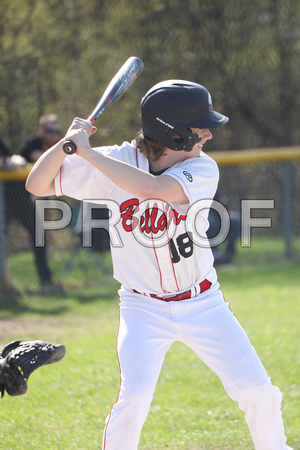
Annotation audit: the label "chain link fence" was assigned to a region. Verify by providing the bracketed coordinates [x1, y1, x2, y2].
[1, 152, 299, 296]
[1, 181, 112, 296]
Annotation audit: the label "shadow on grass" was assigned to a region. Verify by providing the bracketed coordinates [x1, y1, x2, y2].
[0, 295, 69, 317]
[4, 241, 299, 317]
[0, 279, 119, 318]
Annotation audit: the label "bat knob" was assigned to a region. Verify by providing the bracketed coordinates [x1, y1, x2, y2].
[63, 141, 77, 155]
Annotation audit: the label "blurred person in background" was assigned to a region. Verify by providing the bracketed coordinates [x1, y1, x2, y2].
[17, 114, 64, 294]
[0, 116, 62, 295]
[19, 114, 62, 163]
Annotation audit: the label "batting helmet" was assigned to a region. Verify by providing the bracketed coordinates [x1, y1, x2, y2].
[141, 80, 229, 151]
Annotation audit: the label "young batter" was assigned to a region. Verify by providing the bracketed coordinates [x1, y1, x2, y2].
[26, 80, 292, 449]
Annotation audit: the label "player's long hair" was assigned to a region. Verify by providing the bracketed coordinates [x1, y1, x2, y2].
[135, 131, 166, 161]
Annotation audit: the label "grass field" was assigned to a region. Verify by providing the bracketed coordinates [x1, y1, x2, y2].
[0, 238, 299, 449]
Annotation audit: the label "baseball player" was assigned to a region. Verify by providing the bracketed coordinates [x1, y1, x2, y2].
[26, 80, 292, 449]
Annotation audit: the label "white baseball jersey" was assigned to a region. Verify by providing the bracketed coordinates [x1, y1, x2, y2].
[55, 140, 219, 295]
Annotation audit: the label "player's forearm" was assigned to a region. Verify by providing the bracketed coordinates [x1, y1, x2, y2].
[81, 147, 162, 199]
[26, 140, 66, 196]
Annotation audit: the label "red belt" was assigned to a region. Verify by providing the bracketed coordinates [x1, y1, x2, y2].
[133, 279, 212, 302]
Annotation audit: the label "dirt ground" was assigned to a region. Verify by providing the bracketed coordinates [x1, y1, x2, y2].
[0, 316, 68, 345]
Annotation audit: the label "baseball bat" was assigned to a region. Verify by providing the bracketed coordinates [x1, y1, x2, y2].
[63, 56, 144, 155]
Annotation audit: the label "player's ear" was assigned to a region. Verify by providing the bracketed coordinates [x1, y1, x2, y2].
[91, 126, 97, 135]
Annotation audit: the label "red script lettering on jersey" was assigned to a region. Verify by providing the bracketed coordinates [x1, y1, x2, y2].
[120, 198, 186, 233]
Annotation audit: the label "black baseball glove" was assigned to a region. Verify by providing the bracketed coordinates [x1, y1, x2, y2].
[0, 340, 66, 397]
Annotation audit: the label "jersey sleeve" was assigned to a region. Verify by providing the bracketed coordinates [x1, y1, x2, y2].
[54, 141, 142, 202]
[165, 152, 219, 207]
[164, 153, 219, 231]
[55, 148, 116, 201]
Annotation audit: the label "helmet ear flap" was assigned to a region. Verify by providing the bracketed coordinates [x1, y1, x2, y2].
[142, 106, 198, 151]
[164, 126, 201, 151]
[165, 128, 189, 148]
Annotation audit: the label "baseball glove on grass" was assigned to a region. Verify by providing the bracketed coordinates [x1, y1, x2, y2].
[0, 340, 66, 397]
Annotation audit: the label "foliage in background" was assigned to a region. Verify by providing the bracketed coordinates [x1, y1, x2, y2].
[0, 0, 299, 152]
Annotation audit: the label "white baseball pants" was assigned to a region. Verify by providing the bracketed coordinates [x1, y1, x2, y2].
[102, 283, 288, 449]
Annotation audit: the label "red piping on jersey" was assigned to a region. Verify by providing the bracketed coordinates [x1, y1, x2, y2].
[167, 239, 179, 291]
[151, 233, 167, 294]
[136, 146, 165, 291]
[164, 205, 180, 291]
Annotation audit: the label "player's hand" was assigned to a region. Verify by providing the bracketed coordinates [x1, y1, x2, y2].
[64, 117, 97, 157]
[66, 117, 97, 137]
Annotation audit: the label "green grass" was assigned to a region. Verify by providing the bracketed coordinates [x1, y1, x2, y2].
[0, 239, 299, 449]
